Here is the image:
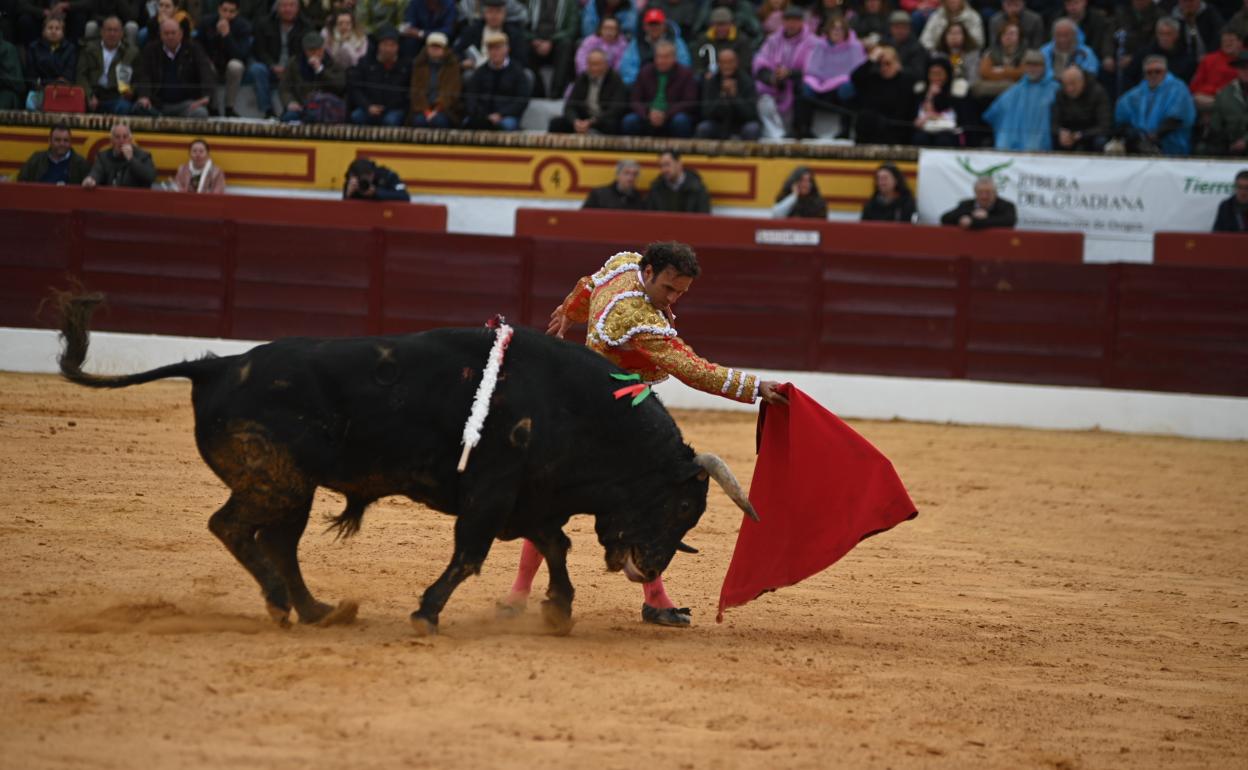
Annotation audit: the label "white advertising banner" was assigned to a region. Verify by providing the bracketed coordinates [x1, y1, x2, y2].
[916, 149, 1246, 263]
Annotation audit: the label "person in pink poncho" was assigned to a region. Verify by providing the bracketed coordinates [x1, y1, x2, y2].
[752, 4, 815, 137]
[574, 16, 628, 76]
[793, 14, 865, 138]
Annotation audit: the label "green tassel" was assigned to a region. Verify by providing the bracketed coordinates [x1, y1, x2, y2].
[631, 386, 652, 406]
[611, 372, 641, 382]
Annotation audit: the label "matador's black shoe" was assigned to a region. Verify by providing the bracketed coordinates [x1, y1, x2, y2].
[642, 604, 692, 627]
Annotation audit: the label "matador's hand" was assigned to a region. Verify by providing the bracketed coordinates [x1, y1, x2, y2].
[546, 307, 571, 338]
[760, 380, 788, 405]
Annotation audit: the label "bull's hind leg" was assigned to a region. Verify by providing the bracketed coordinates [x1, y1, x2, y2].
[256, 510, 357, 627]
[532, 531, 575, 636]
[410, 514, 498, 636]
[208, 495, 294, 626]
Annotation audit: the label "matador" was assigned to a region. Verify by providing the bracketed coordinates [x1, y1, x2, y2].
[498, 241, 787, 627]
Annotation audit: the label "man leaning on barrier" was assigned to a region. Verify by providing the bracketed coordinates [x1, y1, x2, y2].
[82, 123, 156, 189]
[940, 175, 1018, 230]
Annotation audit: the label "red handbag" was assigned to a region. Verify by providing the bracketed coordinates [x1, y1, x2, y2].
[43, 84, 86, 113]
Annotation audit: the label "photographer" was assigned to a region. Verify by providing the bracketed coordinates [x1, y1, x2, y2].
[342, 158, 411, 201]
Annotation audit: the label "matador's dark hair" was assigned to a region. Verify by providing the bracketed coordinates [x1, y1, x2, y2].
[640, 241, 701, 278]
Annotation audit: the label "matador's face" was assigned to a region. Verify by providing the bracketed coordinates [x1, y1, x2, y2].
[641, 266, 693, 313]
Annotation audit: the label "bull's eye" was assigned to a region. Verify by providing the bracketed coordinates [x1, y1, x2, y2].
[679, 500, 692, 515]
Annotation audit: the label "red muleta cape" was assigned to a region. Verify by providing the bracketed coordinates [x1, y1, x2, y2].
[717, 383, 918, 621]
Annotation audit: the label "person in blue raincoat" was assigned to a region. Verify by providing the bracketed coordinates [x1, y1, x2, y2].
[1114, 54, 1196, 155]
[984, 49, 1060, 150]
[618, 7, 690, 85]
[1040, 17, 1097, 79]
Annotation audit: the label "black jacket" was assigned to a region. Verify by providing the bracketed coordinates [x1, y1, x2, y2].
[861, 194, 916, 223]
[348, 55, 411, 112]
[583, 182, 643, 210]
[940, 197, 1018, 229]
[1212, 196, 1248, 233]
[197, 14, 254, 71]
[850, 60, 917, 145]
[17, 148, 90, 184]
[645, 168, 711, 213]
[1072, 8, 1113, 58]
[86, 144, 158, 188]
[134, 40, 215, 105]
[890, 36, 928, 82]
[1051, 77, 1112, 140]
[463, 58, 531, 120]
[1177, 7, 1225, 59]
[699, 69, 759, 131]
[562, 69, 628, 132]
[89, 0, 138, 23]
[454, 20, 530, 67]
[1129, 40, 1196, 86]
[253, 14, 306, 68]
[343, 163, 410, 202]
[25, 38, 77, 90]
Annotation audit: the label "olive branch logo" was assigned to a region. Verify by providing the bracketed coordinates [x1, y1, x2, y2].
[957, 157, 1014, 178]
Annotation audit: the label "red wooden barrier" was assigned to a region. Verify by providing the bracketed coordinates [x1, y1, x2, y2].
[0, 182, 448, 231]
[819, 253, 961, 378]
[1112, 264, 1248, 394]
[514, 208, 1085, 264]
[2, 196, 1244, 398]
[382, 232, 532, 334]
[820, 221, 1084, 263]
[1153, 232, 1248, 269]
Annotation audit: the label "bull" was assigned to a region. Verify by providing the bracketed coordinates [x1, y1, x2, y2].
[56, 296, 757, 635]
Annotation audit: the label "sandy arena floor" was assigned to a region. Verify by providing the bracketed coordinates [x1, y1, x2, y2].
[0, 371, 1245, 770]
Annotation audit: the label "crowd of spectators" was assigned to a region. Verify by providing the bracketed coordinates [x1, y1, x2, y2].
[0, 0, 1244, 154]
[13, 119, 1245, 232]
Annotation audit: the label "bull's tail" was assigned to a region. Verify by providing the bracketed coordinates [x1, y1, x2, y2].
[324, 497, 369, 541]
[57, 292, 224, 389]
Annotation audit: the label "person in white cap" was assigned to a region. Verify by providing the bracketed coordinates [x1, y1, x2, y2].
[462, 29, 531, 130]
[409, 30, 464, 127]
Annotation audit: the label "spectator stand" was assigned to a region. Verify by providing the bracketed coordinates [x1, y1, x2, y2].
[0, 111, 917, 212]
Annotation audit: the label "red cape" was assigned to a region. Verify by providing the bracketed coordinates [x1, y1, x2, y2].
[717, 384, 917, 621]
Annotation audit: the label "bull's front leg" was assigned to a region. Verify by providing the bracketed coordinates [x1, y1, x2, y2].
[410, 514, 497, 635]
[531, 530, 574, 636]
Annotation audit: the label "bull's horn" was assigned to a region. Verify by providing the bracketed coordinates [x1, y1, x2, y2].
[675, 541, 699, 554]
[693, 453, 760, 522]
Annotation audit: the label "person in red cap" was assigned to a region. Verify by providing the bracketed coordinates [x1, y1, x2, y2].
[647, 0, 701, 42]
[619, 6, 691, 84]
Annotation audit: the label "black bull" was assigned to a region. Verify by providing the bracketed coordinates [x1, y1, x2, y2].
[57, 297, 757, 634]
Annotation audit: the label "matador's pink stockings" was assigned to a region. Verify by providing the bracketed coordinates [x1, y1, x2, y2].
[506, 539, 675, 609]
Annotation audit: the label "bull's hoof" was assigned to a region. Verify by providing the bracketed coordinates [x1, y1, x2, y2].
[296, 600, 336, 625]
[266, 602, 292, 629]
[540, 600, 574, 636]
[642, 604, 691, 628]
[495, 598, 526, 620]
[315, 600, 359, 627]
[410, 612, 438, 637]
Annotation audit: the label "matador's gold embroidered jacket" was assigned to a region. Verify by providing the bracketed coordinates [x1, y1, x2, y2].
[558, 251, 760, 403]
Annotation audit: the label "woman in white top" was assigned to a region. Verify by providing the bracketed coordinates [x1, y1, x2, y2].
[173, 138, 226, 194]
[918, 0, 984, 53]
[324, 10, 369, 70]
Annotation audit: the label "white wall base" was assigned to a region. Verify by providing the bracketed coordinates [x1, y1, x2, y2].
[7, 327, 1245, 441]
